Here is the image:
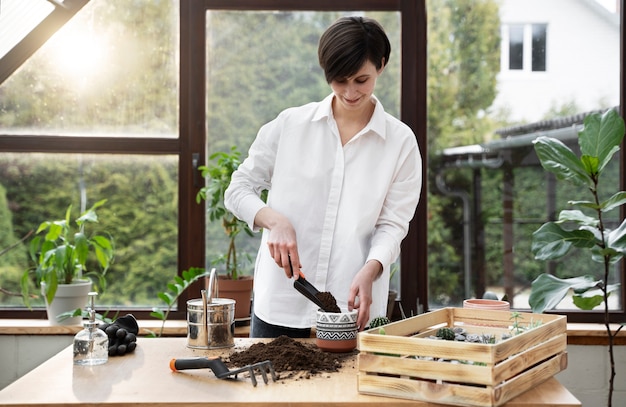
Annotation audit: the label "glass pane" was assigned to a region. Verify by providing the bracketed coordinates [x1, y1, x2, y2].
[427, 0, 622, 311]
[0, 153, 179, 309]
[205, 10, 401, 281]
[508, 25, 523, 70]
[0, 0, 179, 136]
[531, 24, 546, 72]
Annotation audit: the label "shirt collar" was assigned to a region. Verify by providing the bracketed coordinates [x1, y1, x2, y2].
[313, 94, 387, 140]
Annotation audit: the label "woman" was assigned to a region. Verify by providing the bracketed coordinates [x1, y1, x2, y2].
[224, 16, 422, 338]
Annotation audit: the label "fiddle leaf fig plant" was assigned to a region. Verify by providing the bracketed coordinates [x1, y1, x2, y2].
[529, 108, 625, 407]
[21, 199, 115, 308]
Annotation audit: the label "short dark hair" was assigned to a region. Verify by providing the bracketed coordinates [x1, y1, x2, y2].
[318, 16, 391, 84]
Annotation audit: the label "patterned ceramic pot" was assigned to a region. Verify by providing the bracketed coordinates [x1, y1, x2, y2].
[315, 309, 358, 353]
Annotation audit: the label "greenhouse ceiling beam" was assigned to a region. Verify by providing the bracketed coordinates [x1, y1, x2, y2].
[0, 0, 90, 85]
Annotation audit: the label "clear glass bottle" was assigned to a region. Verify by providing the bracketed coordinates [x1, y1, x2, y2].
[73, 292, 108, 366]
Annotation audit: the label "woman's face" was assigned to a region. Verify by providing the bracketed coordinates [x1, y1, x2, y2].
[330, 60, 383, 113]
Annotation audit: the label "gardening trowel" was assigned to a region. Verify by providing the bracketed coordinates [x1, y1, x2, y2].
[290, 256, 334, 312]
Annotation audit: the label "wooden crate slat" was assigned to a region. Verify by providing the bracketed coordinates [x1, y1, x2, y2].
[452, 308, 561, 326]
[358, 373, 494, 407]
[492, 316, 567, 362]
[492, 352, 568, 406]
[359, 353, 493, 385]
[359, 332, 496, 364]
[493, 334, 567, 382]
[367, 308, 451, 337]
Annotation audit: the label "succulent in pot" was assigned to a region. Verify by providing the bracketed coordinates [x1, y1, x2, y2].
[21, 199, 115, 311]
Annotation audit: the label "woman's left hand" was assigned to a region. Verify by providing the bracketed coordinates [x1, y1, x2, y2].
[348, 260, 382, 330]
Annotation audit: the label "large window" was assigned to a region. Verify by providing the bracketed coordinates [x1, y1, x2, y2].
[427, 0, 624, 323]
[0, 0, 425, 320]
[1, 0, 623, 324]
[0, 0, 182, 319]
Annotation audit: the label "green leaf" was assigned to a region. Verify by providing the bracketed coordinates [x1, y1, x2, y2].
[567, 200, 600, 210]
[529, 274, 599, 313]
[579, 109, 625, 173]
[580, 154, 598, 175]
[150, 309, 165, 320]
[531, 222, 595, 260]
[590, 245, 623, 264]
[167, 282, 183, 295]
[601, 191, 626, 213]
[158, 292, 174, 305]
[572, 284, 620, 310]
[533, 136, 592, 188]
[608, 219, 626, 255]
[572, 294, 604, 310]
[45, 222, 63, 242]
[557, 210, 598, 227]
[74, 232, 89, 267]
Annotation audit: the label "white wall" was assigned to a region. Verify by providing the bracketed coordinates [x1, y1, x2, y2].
[493, 0, 620, 122]
[556, 344, 626, 406]
[0, 335, 72, 390]
[1, 334, 624, 405]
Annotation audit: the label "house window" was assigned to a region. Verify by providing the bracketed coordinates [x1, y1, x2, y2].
[505, 23, 547, 72]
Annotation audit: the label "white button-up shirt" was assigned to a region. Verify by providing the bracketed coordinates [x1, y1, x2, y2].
[224, 93, 422, 328]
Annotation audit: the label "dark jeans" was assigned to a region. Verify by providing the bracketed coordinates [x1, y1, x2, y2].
[250, 312, 311, 338]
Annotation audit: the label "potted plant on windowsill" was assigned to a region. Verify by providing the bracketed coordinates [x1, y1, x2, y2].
[197, 146, 255, 320]
[528, 109, 625, 407]
[21, 199, 115, 325]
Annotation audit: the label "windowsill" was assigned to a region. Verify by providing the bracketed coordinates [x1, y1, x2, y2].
[0, 319, 250, 338]
[0, 319, 622, 344]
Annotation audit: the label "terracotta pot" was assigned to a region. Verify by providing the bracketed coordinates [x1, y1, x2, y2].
[315, 309, 358, 353]
[463, 298, 510, 310]
[41, 279, 92, 326]
[217, 276, 253, 320]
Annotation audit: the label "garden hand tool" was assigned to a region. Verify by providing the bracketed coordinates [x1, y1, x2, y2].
[170, 356, 276, 387]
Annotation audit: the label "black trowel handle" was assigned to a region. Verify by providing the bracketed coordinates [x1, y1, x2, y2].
[293, 277, 329, 311]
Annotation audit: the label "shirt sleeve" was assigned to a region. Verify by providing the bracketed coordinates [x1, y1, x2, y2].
[367, 131, 423, 269]
[224, 115, 282, 232]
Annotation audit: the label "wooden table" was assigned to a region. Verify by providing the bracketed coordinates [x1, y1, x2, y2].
[0, 337, 581, 407]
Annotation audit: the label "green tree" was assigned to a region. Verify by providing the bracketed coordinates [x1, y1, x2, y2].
[427, 0, 501, 305]
[0, 184, 29, 304]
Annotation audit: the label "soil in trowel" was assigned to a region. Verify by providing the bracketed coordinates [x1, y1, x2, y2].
[316, 291, 341, 313]
[226, 335, 353, 379]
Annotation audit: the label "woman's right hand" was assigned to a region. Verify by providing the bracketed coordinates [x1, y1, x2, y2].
[254, 207, 302, 279]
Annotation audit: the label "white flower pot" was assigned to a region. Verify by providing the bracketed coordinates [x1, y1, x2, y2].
[41, 280, 92, 325]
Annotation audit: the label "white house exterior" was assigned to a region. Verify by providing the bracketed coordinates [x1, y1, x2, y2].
[491, 0, 619, 123]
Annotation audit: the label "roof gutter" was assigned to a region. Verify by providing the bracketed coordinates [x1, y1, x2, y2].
[439, 124, 582, 169]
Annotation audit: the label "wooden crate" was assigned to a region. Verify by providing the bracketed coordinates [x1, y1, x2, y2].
[357, 308, 567, 407]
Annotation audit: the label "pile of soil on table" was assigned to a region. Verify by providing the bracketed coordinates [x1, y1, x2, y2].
[316, 291, 341, 313]
[226, 335, 354, 380]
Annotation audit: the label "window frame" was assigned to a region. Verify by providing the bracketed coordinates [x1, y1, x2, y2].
[184, 0, 428, 319]
[0, 0, 427, 321]
[503, 22, 547, 73]
[1, 0, 623, 324]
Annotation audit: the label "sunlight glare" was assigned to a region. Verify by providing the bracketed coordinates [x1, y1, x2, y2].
[47, 28, 108, 83]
